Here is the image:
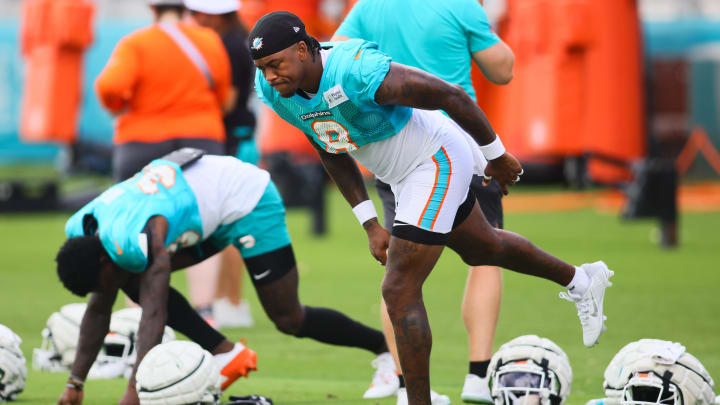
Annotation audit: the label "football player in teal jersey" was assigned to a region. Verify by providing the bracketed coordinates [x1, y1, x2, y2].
[249, 12, 614, 405]
[332, 1, 514, 401]
[54, 151, 389, 405]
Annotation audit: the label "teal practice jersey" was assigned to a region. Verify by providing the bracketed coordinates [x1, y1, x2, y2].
[335, 0, 500, 102]
[65, 160, 203, 273]
[255, 39, 412, 154]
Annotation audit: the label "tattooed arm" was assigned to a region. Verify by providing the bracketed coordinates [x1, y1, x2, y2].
[375, 63, 497, 145]
[118, 216, 172, 405]
[374, 62, 522, 194]
[305, 135, 390, 264]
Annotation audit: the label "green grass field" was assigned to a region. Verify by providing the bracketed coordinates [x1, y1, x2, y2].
[1, 187, 719, 405]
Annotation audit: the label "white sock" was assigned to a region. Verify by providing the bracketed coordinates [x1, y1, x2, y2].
[565, 266, 590, 297]
[213, 342, 245, 368]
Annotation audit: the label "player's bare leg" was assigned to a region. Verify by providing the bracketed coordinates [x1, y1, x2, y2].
[254, 268, 304, 335]
[463, 266, 501, 361]
[461, 265, 501, 403]
[214, 247, 254, 328]
[186, 255, 221, 323]
[448, 201, 575, 284]
[383, 265, 500, 405]
[381, 267, 500, 371]
[254, 266, 388, 353]
[380, 299, 403, 372]
[216, 247, 243, 304]
[383, 237, 444, 405]
[448, 201, 613, 347]
[380, 298, 451, 405]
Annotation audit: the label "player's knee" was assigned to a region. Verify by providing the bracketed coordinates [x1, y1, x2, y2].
[270, 312, 303, 336]
[460, 230, 504, 266]
[381, 277, 401, 303]
[381, 277, 416, 313]
[482, 230, 506, 261]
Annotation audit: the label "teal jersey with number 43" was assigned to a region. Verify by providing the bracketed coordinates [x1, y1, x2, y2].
[65, 160, 203, 273]
[255, 39, 412, 154]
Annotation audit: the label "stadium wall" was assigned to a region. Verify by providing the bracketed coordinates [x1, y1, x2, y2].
[1, 14, 720, 167]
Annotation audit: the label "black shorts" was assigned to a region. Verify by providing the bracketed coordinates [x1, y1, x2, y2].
[112, 138, 224, 182]
[243, 244, 297, 287]
[469, 175, 504, 229]
[375, 175, 504, 232]
[175, 242, 296, 288]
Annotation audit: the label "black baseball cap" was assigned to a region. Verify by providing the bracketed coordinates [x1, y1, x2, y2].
[249, 11, 309, 60]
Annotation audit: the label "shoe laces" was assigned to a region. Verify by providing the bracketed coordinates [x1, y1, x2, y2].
[559, 292, 593, 324]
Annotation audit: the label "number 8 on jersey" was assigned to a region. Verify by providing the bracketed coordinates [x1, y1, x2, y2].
[311, 120, 358, 153]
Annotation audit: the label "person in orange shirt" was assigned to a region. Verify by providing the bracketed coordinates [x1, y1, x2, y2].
[95, 0, 232, 182]
[95, 0, 232, 338]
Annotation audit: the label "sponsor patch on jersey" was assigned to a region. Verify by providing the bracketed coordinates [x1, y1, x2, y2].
[300, 110, 332, 120]
[323, 84, 350, 108]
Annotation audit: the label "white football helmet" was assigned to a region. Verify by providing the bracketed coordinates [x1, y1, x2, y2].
[603, 339, 715, 405]
[0, 324, 26, 402]
[33, 304, 176, 379]
[489, 335, 573, 405]
[90, 308, 176, 379]
[33, 303, 87, 372]
[136, 341, 221, 405]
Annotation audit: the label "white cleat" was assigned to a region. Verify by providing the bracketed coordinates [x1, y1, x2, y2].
[363, 352, 399, 398]
[560, 261, 614, 347]
[397, 388, 451, 405]
[212, 298, 254, 329]
[461, 374, 493, 404]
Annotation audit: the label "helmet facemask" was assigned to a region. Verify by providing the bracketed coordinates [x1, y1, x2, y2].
[621, 372, 682, 405]
[89, 331, 136, 379]
[493, 360, 561, 405]
[33, 327, 65, 370]
[32, 303, 85, 373]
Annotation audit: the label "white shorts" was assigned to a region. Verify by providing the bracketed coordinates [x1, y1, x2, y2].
[351, 109, 487, 185]
[390, 124, 475, 245]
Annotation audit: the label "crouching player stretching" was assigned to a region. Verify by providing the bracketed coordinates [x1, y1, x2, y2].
[54, 150, 389, 405]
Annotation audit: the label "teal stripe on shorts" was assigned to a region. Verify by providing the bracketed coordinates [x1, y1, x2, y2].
[419, 147, 452, 230]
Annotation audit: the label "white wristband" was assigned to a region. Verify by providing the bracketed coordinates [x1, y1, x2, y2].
[352, 200, 377, 225]
[479, 135, 506, 160]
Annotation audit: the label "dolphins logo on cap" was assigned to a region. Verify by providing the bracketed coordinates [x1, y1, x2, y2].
[251, 37, 263, 51]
